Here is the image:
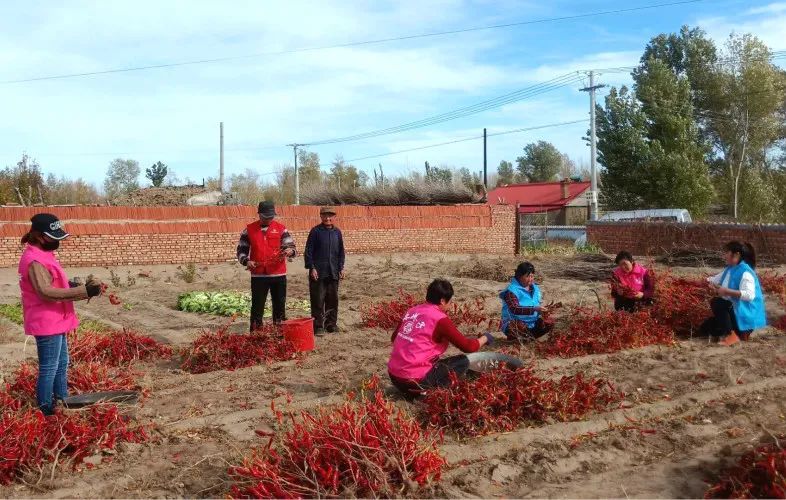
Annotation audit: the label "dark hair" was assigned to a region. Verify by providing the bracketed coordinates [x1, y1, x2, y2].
[615, 250, 634, 265]
[515, 262, 535, 279]
[21, 230, 43, 245]
[725, 241, 757, 268]
[426, 279, 454, 305]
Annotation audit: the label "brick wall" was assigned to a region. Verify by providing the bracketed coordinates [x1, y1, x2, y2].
[587, 221, 786, 263]
[0, 204, 516, 267]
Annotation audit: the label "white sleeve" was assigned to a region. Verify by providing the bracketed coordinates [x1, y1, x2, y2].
[707, 272, 723, 286]
[739, 272, 756, 302]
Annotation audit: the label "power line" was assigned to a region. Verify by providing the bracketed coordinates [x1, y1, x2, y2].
[302, 73, 584, 146]
[0, 0, 706, 85]
[329, 119, 588, 165]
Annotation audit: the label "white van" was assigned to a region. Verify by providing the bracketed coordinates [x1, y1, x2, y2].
[598, 209, 692, 223]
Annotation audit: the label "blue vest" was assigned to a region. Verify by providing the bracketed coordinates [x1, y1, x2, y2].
[719, 262, 767, 331]
[500, 278, 541, 331]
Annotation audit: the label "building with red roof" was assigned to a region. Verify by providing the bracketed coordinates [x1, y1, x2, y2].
[487, 179, 592, 225]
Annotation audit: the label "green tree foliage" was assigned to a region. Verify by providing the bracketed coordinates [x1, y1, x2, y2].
[45, 174, 101, 205]
[145, 161, 168, 187]
[516, 141, 562, 182]
[104, 158, 140, 199]
[297, 150, 323, 187]
[329, 155, 364, 189]
[424, 161, 452, 184]
[0, 154, 46, 205]
[496, 160, 515, 186]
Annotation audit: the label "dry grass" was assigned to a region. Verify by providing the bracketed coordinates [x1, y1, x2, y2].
[301, 182, 483, 206]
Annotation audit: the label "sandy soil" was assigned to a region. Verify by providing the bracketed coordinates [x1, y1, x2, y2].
[0, 253, 785, 499]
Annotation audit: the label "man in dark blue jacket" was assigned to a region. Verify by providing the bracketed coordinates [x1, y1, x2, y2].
[304, 207, 346, 335]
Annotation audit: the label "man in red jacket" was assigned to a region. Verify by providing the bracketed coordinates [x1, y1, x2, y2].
[236, 201, 296, 331]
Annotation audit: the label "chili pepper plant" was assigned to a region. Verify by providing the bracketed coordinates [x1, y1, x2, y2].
[759, 270, 786, 307]
[538, 308, 675, 358]
[421, 366, 622, 437]
[228, 386, 445, 498]
[704, 440, 786, 498]
[68, 328, 173, 366]
[649, 270, 713, 335]
[181, 321, 299, 374]
[360, 289, 491, 330]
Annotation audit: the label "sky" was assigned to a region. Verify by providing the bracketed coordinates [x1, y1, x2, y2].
[1, 0, 785, 189]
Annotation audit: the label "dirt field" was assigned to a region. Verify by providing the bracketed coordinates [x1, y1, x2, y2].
[1, 253, 785, 499]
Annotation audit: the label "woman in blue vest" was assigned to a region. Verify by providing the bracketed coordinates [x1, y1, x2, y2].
[499, 262, 552, 340]
[704, 241, 767, 346]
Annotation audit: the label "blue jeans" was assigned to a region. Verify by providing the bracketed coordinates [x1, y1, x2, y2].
[34, 334, 69, 415]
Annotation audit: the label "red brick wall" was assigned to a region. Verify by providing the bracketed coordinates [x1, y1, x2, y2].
[0, 205, 516, 267]
[587, 222, 786, 263]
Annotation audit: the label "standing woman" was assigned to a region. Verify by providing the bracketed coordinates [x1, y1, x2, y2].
[18, 214, 102, 415]
[705, 241, 767, 346]
[611, 251, 655, 312]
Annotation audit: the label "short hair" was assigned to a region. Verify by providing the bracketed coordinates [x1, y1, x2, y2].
[615, 250, 634, 265]
[515, 262, 535, 278]
[725, 241, 757, 268]
[426, 279, 454, 305]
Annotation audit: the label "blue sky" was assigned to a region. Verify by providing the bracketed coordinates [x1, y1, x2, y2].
[1, 0, 785, 189]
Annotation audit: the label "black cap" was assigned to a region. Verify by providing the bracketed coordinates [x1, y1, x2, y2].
[30, 213, 69, 240]
[258, 201, 276, 218]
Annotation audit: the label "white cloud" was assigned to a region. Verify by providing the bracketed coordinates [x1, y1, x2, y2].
[698, 5, 786, 51]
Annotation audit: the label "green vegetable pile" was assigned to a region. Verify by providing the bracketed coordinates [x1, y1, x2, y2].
[0, 303, 23, 325]
[177, 291, 309, 317]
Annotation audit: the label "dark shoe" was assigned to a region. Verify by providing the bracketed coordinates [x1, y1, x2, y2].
[326, 326, 339, 333]
[314, 328, 326, 337]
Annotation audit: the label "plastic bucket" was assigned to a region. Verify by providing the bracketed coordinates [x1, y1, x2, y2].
[282, 318, 315, 352]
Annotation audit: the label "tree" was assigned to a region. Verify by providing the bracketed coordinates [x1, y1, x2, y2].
[516, 141, 562, 182]
[44, 174, 101, 205]
[0, 153, 46, 205]
[145, 161, 168, 187]
[104, 158, 140, 199]
[558, 154, 579, 180]
[297, 150, 323, 187]
[702, 34, 786, 220]
[424, 161, 452, 184]
[329, 155, 362, 189]
[496, 160, 515, 186]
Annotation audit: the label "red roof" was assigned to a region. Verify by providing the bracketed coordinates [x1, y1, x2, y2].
[487, 181, 591, 213]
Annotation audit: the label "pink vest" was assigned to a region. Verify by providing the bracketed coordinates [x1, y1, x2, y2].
[387, 303, 448, 381]
[613, 263, 648, 295]
[18, 245, 79, 336]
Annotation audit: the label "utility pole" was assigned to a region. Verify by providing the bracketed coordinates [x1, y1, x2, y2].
[483, 127, 488, 188]
[580, 71, 606, 221]
[287, 143, 301, 205]
[219, 122, 225, 193]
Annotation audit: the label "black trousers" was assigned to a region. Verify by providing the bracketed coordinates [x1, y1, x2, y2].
[250, 276, 286, 331]
[614, 296, 654, 313]
[504, 318, 552, 341]
[700, 297, 752, 338]
[309, 277, 339, 331]
[389, 355, 470, 397]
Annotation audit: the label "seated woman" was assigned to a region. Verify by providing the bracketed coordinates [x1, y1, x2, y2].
[703, 241, 767, 346]
[611, 251, 655, 312]
[499, 262, 552, 340]
[388, 279, 496, 396]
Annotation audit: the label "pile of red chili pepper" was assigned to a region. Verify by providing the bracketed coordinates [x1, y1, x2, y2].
[704, 441, 786, 498]
[759, 270, 786, 306]
[228, 388, 445, 498]
[538, 308, 675, 358]
[181, 322, 299, 374]
[360, 290, 490, 330]
[773, 315, 786, 332]
[420, 366, 622, 437]
[6, 362, 142, 404]
[68, 328, 173, 366]
[0, 402, 147, 485]
[649, 270, 713, 335]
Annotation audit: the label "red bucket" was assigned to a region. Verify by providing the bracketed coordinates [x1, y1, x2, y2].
[281, 318, 315, 352]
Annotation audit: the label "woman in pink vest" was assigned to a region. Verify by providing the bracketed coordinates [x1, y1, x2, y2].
[611, 251, 654, 312]
[18, 214, 102, 415]
[388, 279, 497, 397]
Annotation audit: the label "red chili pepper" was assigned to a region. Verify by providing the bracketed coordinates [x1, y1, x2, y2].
[108, 293, 122, 305]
